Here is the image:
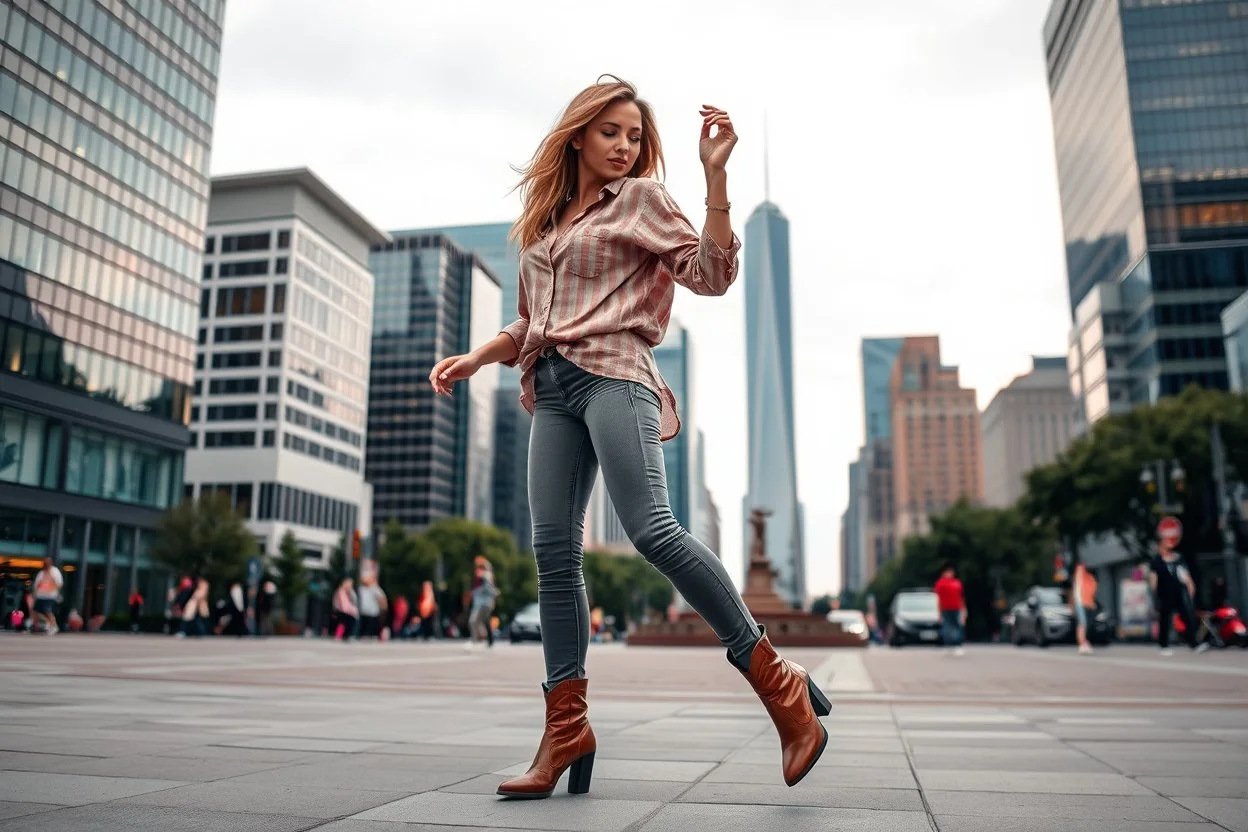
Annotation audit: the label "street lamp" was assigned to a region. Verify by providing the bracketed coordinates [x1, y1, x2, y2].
[1140, 459, 1185, 515]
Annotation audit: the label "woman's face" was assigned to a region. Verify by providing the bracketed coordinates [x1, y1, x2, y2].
[574, 99, 643, 184]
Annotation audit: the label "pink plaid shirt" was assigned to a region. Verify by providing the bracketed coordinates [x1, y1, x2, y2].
[501, 177, 741, 440]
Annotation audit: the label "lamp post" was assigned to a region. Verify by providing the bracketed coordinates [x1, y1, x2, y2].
[1139, 459, 1186, 517]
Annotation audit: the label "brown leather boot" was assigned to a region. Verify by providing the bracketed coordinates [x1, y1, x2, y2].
[497, 678, 597, 799]
[735, 627, 831, 786]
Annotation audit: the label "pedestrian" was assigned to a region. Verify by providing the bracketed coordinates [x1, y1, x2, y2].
[391, 593, 410, 640]
[32, 557, 63, 634]
[219, 581, 248, 637]
[427, 76, 830, 798]
[1071, 559, 1098, 655]
[357, 574, 387, 640]
[934, 563, 966, 656]
[416, 581, 438, 641]
[1150, 544, 1209, 655]
[331, 577, 358, 641]
[128, 586, 144, 633]
[467, 556, 497, 650]
[256, 580, 277, 636]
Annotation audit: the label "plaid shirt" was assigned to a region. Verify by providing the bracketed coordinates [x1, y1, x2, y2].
[502, 177, 741, 440]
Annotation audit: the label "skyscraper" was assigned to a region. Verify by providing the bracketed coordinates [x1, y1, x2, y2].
[186, 169, 385, 566]
[368, 232, 500, 530]
[980, 356, 1078, 507]
[858, 338, 904, 585]
[413, 222, 531, 552]
[743, 198, 803, 607]
[1046, 0, 1248, 424]
[0, 1, 224, 621]
[890, 337, 983, 537]
[654, 322, 696, 532]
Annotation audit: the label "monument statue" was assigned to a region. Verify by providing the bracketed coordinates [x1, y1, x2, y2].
[741, 507, 788, 615]
[749, 508, 772, 565]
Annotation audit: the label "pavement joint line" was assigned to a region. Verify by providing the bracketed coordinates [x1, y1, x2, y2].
[891, 704, 941, 832]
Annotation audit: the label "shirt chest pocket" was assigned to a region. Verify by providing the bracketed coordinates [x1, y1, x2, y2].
[565, 230, 617, 279]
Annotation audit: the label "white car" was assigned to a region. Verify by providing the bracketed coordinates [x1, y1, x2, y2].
[826, 609, 869, 643]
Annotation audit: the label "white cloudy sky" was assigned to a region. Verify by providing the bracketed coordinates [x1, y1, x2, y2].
[210, 0, 1071, 599]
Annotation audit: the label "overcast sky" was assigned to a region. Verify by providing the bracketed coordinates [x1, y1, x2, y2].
[210, 0, 1071, 599]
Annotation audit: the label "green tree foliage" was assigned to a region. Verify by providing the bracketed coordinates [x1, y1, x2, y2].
[273, 531, 309, 619]
[810, 594, 834, 617]
[1022, 387, 1248, 561]
[151, 492, 255, 588]
[325, 533, 349, 597]
[376, 518, 439, 604]
[582, 550, 674, 626]
[866, 499, 1053, 640]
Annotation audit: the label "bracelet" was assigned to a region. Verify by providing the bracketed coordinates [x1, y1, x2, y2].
[705, 198, 731, 212]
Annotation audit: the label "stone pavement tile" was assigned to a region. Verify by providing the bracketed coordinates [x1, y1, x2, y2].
[0, 771, 185, 806]
[924, 790, 1207, 821]
[32, 738, 196, 757]
[917, 770, 1153, 795]
[1038, 724, 1207, 741]
[370, 743, 533, 760]
[1138, 776, 1248, 798]
[679, 781, 924, 811]
[0, 804, 322, 832]
[41, 753, 292, 782]
[597, 745, 729, 762]
[0, 751, 104, 774]
[902, 729, 1058, 744]
[352, 790, 660, 831]
[493, 758, 715, 782]
[749, 735, 905, 753]
[216, 736, 385, 753]
[703, 762, 916, 789]
[1089, 757, 1248, 777]
[1175, 797, 1248, 832]
[315, 823, 499, 832]
[723, 748, 909, 767]
[935, 818, 1223, 832]
[116, 781, 409, 819]
[636, 803, 932, 832]
[910, 748, 1116, 773]
[441, 773, 690, 803]
[1074, 741, 1243, 758]
[0, 803, 59, 821]
[224, 759, 485, 793]
[155, 745, 327, 764]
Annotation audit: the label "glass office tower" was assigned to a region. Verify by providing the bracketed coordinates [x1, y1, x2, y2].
[1047, 0, 1248, 417]
[0, 0, 224, 624]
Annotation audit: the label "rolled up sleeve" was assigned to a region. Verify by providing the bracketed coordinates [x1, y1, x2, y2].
[634, 181, 741, 296]
[499, 275, 529, 367]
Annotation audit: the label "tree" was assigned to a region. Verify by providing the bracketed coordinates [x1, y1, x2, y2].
[866, 499, 1053, 640]
[810, 595, 834, 616]
[417, 517, 536, 621]
[582, 551, 674, 626]
[152, 492, 255, 588]
[326, 533, 350, 597]
[377, 518, 439, 604]
[273, 531, 309, 620]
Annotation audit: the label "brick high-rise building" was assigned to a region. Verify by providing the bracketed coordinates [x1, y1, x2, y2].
[890, 337, 983, 537]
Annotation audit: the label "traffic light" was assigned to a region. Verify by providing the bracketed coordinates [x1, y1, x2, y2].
[351, 528, 361, 561]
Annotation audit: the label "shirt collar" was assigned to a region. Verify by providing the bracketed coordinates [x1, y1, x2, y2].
[601, 176, 628, 196]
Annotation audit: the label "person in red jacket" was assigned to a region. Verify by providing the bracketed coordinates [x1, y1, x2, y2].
[934, 563, 967, 656]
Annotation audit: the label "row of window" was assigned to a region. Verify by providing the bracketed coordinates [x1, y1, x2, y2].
[189, 428, 275, 449]
[300, 234, 370, 300]
[0, 174, 198, 340]
[0, 66, 205, 246]
[38, 0, 216, 125]
[203, 284, 286, 318]
[291, 287, 369, 356]
[205, 230, 290, 254]
[203, 258, 288, 279]
[121, 0, 222, 77]
[1, 316, 189, 424]
[1, 4, 210, 186]
[203, 323, 281, 345]
[194, 376, 280, 396]
[284, 405, 363, 448]
[294, 260, 369, 324]
[288, 379, 365, 428]
[199, 349, 282, 370]
[288, 323, 368, 379]
[255, 482, 359, 533]
[288, 350, 366, 408]
[283, 432, 362, 473]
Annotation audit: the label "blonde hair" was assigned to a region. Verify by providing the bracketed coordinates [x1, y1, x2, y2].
[511, 75, 664, 249]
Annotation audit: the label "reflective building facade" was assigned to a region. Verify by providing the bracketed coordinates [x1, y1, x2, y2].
[654, 322, 696, 533]
[1046, 0, 1248, 422]
[743, 200, 803, 607]
[1225, 290, 1248, 391]
[417, 221, 530, 552]
[1, 0, 223, 623]
[368, 232, 501, 530]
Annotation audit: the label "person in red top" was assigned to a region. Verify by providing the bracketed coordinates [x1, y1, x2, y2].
[934, 564, 967, 656]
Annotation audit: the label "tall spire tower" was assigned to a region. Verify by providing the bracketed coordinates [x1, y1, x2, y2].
[763, 113, 771, 202]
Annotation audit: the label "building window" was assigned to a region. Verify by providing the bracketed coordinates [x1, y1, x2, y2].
[196, 354, 205, 370]
[204, 431, 257, 448]
[272, 283, 287, 314]
[270, 323, 284, 340]
[275, 257, 289, 275]
[206, 404, 258, 421]
[268, 350, 282, 368]
[262, 429, 276, 447]
[197, 328, 207, 345]
[266, 376, 280, 394]
[277, 230, 291, 249]
[200, 288, 211, 318]
[211, 351, 263, 369]
[264, 403, 278, 420]
[214, 325, 266, 344]
[215, 286, 268, 317]
[219, 260, 270, 278]
[202, 264, 213, 281]
[209, 377, 261, 395]
[190, 406, 200, 422]
[205, 236, 216, 254]
[221, 232, 272, 253]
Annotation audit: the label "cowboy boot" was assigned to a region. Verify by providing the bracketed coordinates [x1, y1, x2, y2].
[497, 678, 597, 799]
[734, 626, 831, 786]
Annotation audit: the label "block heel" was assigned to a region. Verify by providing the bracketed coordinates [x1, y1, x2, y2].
[567, 751, 595, 795]
[806, 674, 832, 717]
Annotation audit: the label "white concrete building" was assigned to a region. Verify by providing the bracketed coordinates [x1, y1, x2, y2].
[185, 169, 387, 565]
[981, 357, 1080, 507]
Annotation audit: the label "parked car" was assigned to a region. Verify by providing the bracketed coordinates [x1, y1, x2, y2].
[1010, 586, 1113, 647]
[826, 610, 870, 645]
[508, 602, 542, 643]
[887, 589, 944, 647]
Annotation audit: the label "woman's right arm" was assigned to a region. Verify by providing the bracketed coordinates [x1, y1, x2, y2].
[429, 277, 527, 395]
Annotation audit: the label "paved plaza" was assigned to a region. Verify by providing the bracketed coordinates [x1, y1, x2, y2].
[2, 636, 1247, 831]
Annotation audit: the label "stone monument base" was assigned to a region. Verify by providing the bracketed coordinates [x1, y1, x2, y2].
[627, 611, 867, 648]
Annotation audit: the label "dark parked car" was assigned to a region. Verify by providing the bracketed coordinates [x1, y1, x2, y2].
[508, 602, 542, 643]
[887, 590, 944, 647]
[1010, 586, 1113, 647]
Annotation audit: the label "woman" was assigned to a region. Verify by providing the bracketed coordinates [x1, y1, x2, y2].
[1071, 559, 1098, 655]
[332, 577, 359, 641]
[416, 580, 438, 640]
[429, 77, 830, 798]
[467, 557, 498, 650]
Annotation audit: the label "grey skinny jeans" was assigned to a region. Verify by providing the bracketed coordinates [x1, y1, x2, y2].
[528, 350, 760, 685]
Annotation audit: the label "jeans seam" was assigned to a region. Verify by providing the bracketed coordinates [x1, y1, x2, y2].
[567, 429, 589, 678]
[674, 532, 756, 647]
[625, 385, 661, 512]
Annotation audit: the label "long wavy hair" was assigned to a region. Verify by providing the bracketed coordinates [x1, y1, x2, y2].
[510, 76, 664, 249]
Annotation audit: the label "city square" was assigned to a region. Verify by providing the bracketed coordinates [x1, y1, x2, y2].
[2, 635, 1248, 832]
